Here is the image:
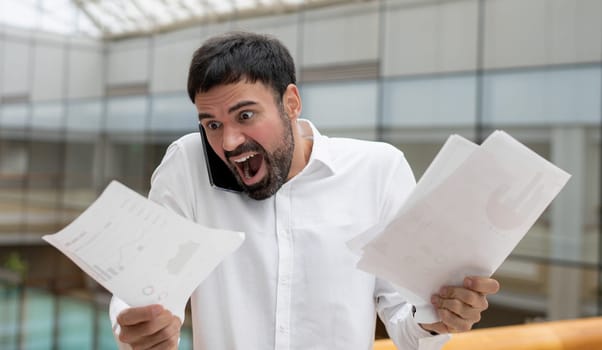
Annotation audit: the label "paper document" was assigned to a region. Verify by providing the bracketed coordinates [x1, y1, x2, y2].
[351, 131, 570, 323]
[43, 180, 245, 315]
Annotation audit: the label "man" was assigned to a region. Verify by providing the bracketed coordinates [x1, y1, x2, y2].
[110, 31, 499, 350]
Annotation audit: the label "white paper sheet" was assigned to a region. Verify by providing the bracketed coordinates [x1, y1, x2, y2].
[353, 130, 570, 324]
[43, 180, 245, 315]
[348, 135, 478, 253]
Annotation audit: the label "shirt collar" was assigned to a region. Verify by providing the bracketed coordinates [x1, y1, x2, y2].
[298, 119, 336, 176]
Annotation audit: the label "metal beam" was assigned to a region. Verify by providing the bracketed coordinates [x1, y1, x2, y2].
[71, 0, 111, 35]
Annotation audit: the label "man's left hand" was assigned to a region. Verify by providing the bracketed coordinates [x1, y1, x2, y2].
[420, 276, 500, 334]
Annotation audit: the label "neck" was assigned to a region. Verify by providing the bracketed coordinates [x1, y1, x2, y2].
[286, 120, 314, 180]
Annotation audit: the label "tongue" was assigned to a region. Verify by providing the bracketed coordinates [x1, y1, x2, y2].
[241, 154, 264, 179]
[247, 154, 263, 177]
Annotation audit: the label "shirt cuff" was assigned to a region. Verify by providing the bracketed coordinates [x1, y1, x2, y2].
[411, 305, 439, 337]
[109, 296, 134, 350]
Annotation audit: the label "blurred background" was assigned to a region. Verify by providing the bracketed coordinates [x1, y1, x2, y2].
[0, 0, 600, 349]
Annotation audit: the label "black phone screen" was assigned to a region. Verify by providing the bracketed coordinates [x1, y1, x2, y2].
[198, 124, 243, 193]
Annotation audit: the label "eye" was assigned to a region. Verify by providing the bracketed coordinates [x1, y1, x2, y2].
[205, 121, 221, 130]
[239, 111, 254, 121]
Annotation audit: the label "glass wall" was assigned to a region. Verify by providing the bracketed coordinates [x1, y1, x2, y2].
[0, 0, 600, 347]
[0, 280, 193, 349]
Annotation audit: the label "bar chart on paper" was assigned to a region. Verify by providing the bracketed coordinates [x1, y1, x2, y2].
[43, 181, 245, 314]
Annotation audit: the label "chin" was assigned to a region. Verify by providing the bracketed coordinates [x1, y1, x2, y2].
[244, 181, 281, 201]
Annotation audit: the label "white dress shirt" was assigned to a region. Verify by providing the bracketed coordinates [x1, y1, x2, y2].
[111, 120, 435, 350]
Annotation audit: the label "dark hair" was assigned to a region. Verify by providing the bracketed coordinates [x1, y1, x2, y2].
[187, 31, 296, 103]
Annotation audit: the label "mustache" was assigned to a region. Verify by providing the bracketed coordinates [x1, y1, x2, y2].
[224, 140, 264, 158]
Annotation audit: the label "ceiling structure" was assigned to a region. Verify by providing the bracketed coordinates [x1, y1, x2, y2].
[0, 0, 361, 39]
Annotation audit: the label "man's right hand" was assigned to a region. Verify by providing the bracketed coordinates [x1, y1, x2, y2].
[117, 304, 181, 350]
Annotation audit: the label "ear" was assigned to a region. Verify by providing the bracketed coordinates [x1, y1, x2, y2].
[282, 84, 302, 120]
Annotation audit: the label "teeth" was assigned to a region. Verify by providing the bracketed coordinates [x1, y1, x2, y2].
[233, 153, 256, 163]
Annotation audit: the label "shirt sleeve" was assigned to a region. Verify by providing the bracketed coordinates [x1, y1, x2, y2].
[373, 149, 448, 349]
[109, 296, 133, 350]
[147, 140, 197, 220]
[375, 278, 434, 350]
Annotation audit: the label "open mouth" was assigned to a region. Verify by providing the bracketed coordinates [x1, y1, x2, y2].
[232, 153, 265, 184]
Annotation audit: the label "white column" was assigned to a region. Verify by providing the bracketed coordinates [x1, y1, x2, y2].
[547, 126, 586, 320]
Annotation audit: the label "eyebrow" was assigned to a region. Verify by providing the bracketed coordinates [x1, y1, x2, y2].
[198, 100, 258, 120]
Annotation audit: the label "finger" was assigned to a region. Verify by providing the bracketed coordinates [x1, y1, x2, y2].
[420, 321, 449, 335]
[146, 334, 180, 350]
[440, 286, 489, 310]
[464, 276, 500, 295]
[119, 311, 174, 343]
[118, 304, 164, 326]
[432, 294, 482, 323]
[128, 316, 181, 350]
[438, 308, 473, 332]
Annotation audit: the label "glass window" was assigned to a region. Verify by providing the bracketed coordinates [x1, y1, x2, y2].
[382, 74, 477, 127]
[96, 306, 119, 350]
[26, 141, 65, 234]
[57, 296, 94, 349]
[180, 326, 193, 349]
[66, 99, 103, 133]
[0, 104, 29, 130]
[0, 140, 28, 235]
[300, 80, 378, 129]
[22, 288, 54, 349]
[31, 102, 65, 130]
[106, 96, 148, 133]
[482, 66, 600, 125]
[0, 282, 21, 349]
[105, 142, 147, 193]
[150, 94, 196, 133]
[62, 142, 97, 226]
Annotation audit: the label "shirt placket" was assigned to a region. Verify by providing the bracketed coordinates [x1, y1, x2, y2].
[274, 185, 293, 350]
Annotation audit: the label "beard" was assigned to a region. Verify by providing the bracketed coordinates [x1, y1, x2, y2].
[224, 114, 294, 200]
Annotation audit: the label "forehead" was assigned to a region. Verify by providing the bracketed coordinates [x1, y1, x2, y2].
[194, 81, 277, 110]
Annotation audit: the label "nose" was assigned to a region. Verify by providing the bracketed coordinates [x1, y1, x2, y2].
[222, 124, 246, 152]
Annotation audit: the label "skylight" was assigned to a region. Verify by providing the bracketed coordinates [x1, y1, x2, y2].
[0, 0, 351, 39]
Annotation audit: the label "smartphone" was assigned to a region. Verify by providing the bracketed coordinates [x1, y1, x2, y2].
[198, 124, 243, 193]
